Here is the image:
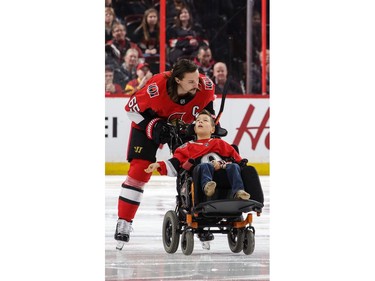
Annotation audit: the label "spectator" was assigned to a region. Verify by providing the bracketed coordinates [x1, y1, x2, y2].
[250, 48, 270, 95]
[124, 63, 153, 95]
[193, 46, 216, 80]
[167, 6, 209, 65]
[259, 48, 270, 95]
[105, 7, 119, 43]
[252, 10, 261, 51]
[213, 62, 243, 95]
[113, 48, 139, 89]
[166, 0, 186, 28]
[105, 66, 123, 95]
[132, 8, 159, 57]
[105, 0, 112, 8]
[105, 22, 143, 68]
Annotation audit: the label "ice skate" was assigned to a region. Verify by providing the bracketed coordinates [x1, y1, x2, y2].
[114, 219, 133, 250]
[204, 181, 216, 197]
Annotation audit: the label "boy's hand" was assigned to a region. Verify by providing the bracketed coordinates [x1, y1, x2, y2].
[144, 163, 160, 173]
[211, 160, 227, 170]
[211, 160, 221, 171]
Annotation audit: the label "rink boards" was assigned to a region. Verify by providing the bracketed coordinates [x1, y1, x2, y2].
[105, 96, 269, 175]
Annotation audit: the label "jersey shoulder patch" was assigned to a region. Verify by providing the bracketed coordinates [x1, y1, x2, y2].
[201, 77, 213, 90]
[147, 82, 159, 98]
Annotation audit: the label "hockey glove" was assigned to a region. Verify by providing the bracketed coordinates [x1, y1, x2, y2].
[146, 118, 171, 145]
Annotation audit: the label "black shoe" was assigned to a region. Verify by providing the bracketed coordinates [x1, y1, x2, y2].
[198, 232, 214, 242]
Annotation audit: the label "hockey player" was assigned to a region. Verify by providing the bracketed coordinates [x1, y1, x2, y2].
[115, 59, 217, 249]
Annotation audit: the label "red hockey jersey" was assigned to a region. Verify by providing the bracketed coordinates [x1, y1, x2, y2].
[157, 138, 242, 176]
[125, 71, 215, 127]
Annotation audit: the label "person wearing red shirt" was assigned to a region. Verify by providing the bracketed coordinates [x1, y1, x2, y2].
[193, 46, 216, 80]
[124, 63, 153, 95]
[145, 110, 251, 251]
[114, 59, 217, 249]
[105, 66, 123, 95]
[105, 22, 143, 68]
[145, 110, 250, 200]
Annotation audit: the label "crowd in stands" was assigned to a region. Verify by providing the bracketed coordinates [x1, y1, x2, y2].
[166, 6, 209, 65]
[105, 0, 269, 95]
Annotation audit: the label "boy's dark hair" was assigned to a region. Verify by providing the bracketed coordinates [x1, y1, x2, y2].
[196, 109, 215, 127]
[167, 59, 198, 102]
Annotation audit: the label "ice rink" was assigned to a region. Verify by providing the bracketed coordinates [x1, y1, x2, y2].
[105, 175, 270, 280]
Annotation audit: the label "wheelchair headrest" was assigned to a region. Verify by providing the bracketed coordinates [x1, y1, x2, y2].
[186, 123, 228, 138]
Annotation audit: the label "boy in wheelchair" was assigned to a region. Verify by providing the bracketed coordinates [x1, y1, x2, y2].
[145, 110, 264, 250]
[145, 109, 251, 200]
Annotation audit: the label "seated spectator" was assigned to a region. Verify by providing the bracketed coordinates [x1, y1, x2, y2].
[166, 6, 209, 65]
[105, 7, 120, 43]
[124, 63, 153, 95]
[105, 22, 143, 68]
[166, 0, 186, 28]
[105, 66, 123, 95]
[213, 62, 244, 95]
[132, 8, 160, 57]
[250, 48, 270, 95]
[259, 48, 270, 95]
[193, 46, 216, 80]
[113, 48, 139, 90]
[105, 0, 112, 8]
[251, 10, 262, 60]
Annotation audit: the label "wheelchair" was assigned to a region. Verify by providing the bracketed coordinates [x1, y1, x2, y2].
[161, 123, 264, 255]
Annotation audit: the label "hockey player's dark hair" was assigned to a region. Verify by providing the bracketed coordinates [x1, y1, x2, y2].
[167, 59, 198, 102]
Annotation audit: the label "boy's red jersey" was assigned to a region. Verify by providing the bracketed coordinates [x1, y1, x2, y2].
[174, 138, 242, 165]
[157, 138, 242, 176]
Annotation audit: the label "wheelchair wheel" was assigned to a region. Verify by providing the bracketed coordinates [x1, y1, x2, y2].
[162, 210, 180, 253]
[181, 229, 194, 255]
[227, 228, 245, 253]
[243, 228, 255, 255]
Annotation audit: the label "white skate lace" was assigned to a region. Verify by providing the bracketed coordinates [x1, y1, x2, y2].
[118, 220, 133, 234]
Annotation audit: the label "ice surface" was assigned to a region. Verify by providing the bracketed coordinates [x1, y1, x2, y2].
[105, 176, 270, 280]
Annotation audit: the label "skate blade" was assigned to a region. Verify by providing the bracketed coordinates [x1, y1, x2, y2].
[116, 241, 125, 250]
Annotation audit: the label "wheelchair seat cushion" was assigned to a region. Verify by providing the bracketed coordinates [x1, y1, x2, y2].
[194, 199, 264, 217]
